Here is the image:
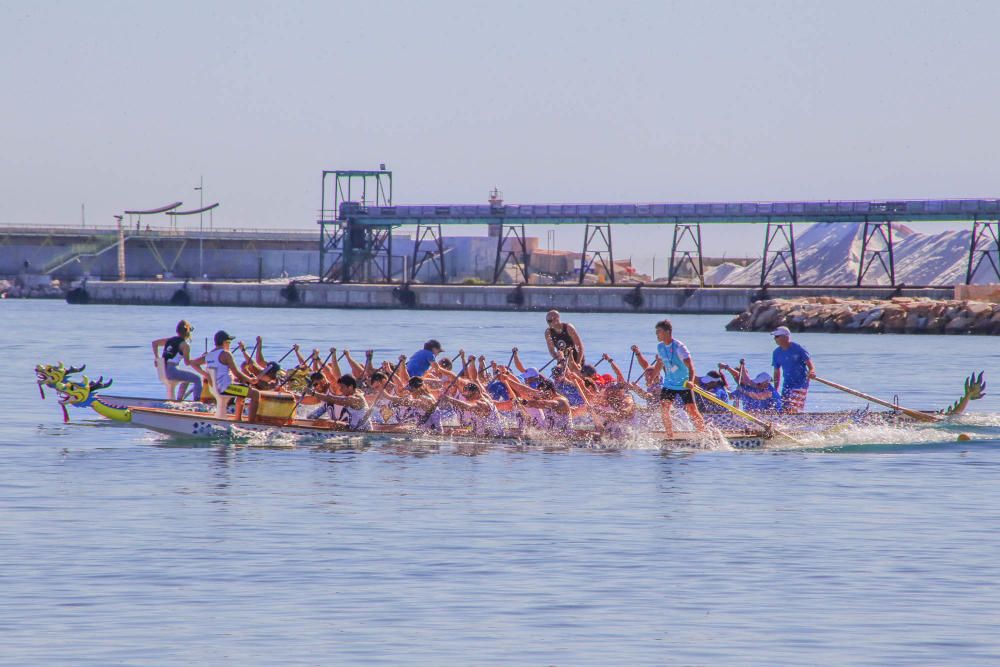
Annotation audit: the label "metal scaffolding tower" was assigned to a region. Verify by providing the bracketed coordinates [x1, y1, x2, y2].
[318, 169, 393, 283]
[760, 220, 798, 285]
[578, 223, 614, 284]
[411, 223, 447, 283]
[857, 217, 895, 286]
[966, 218, 1000, 284]
[492, 224, 529, 284]
[667, 223, 704, 285]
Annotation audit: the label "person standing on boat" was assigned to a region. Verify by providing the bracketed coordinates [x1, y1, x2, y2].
[771, 326, 816, 414]
[652, 319, 704, 438]
[545, 310, 585, 365]
[151, 320, 208, 401]
[406, 339, 444, 378]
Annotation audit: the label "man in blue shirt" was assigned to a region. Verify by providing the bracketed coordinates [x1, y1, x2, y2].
[652, 319, 704, 438]
[770, 326, 816, 413]
[406, 339, 443, 378]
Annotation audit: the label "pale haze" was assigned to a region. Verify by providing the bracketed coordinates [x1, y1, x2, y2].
[2, 0, 998, 274]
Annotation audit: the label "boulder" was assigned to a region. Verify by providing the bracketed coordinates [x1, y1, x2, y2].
[965, 301, 993, 317]
[751, 306, 780, 330]
[945, 316, 973, 333]
[882, 306, 907, 332]
[904, 311, 928, 332]
[843, 313, 866, 330]
[862, 319, 884, 333]
[922, 317, 945, 334]
[861, 308, 884, 327]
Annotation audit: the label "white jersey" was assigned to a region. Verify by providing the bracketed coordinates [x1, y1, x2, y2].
[204, 348, 232, 393]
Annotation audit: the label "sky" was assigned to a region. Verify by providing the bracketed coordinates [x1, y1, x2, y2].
[2, 0, 999, 275]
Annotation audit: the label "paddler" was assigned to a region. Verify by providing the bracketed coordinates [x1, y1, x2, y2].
[387, 376, 443, 432]
[652, 319, 704, 437]
[693, 371, 730, 413]
[770, 326, 816, 414]
[720, 364, 782, 413]
[204, 330, 262, 422]
[314, 374, 372, 430]
[544, 310, 585, 364]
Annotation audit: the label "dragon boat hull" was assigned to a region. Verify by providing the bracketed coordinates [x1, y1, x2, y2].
[125, 406, 769, 449]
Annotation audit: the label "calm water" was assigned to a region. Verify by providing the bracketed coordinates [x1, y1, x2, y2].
[4, 299, 1000, 666]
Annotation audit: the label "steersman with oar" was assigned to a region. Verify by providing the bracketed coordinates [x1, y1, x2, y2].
[770, 326, 816, 414]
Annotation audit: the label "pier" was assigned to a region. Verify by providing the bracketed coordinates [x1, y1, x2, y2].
[73, 280, 954, 315]
[320, 168, 1000, 287]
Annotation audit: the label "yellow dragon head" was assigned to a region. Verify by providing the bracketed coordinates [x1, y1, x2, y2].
[35, 362, 86, 398]
[55, 375, 112, 408]
[54, 376, 130, 424]
[53, 375, 116, 423]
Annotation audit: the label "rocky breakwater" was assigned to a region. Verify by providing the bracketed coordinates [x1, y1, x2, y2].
[0, 277, 63, 299]
[727, 296, 1000, 335]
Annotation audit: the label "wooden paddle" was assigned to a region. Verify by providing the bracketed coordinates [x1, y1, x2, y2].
[812, 376, 941, 423]
[685, 381, 803, 444]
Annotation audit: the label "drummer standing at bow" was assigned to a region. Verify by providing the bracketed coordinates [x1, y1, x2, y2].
[770, 326, 816, 414]
[544, 310, 585, 364]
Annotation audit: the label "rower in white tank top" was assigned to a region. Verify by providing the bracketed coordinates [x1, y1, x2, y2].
[204, 347, 233, 393]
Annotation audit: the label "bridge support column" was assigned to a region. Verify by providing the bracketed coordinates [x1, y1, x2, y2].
[492, 224, 529, 284]
[966, 218, 1000, 284]
[667, 223, 704, 286]
[341, 222, 395, 284]
[578, 223, 614, 284]
[857, 217, 895, 286]
[760, 220, 798, 286]
[411, 223, 447, 283]
[320, 224, 345, 282]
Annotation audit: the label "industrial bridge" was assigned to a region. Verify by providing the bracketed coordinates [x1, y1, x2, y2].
[318, 170, 1000, 287]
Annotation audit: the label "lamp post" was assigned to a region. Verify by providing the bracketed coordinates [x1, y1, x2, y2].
[195, 177, 204, 279]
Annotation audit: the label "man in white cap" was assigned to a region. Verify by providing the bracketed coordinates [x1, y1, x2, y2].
[770, 326, 815, 413]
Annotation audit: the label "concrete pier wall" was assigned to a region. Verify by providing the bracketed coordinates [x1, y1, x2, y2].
[76, 281, 955, 315]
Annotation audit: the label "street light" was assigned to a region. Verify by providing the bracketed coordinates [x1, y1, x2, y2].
[195, 176, 204, 279]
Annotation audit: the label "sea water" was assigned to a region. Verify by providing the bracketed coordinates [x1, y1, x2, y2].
[3, 299, 1000, 666]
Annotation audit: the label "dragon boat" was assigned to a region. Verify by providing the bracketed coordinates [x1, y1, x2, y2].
[47, 373, 771, 448]
[41, 362, 986, 449]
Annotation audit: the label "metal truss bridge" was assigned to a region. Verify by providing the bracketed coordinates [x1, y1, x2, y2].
[317, 170, 1000, 287]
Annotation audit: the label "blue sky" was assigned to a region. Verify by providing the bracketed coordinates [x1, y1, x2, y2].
[2, 0, 998, 274]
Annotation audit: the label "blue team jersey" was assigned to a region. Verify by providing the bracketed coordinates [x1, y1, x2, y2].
[772, 342, 811, 390]
[406, 349, 436, 377]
